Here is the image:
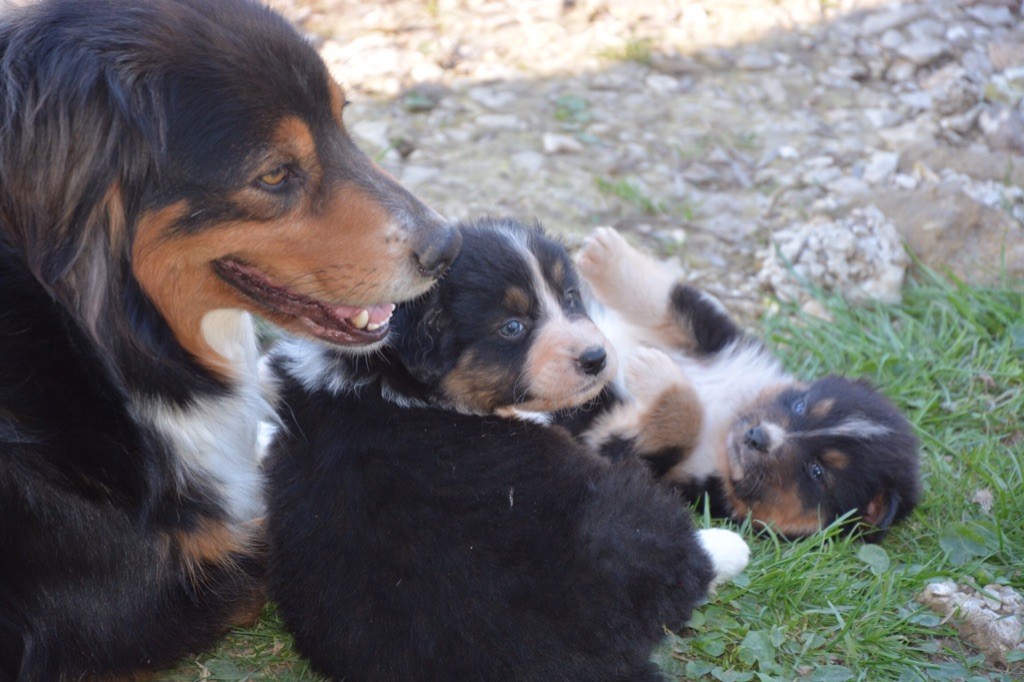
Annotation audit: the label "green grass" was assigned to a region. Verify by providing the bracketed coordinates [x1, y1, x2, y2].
[167, 271, 1023, 681]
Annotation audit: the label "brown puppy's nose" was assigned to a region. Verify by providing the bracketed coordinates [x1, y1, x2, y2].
[577, 346, 607, 376]
[412, 223, 462, 279]
[744, 426, 770, 452]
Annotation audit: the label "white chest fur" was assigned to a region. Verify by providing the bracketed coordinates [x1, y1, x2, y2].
[133, 310, 272, 524]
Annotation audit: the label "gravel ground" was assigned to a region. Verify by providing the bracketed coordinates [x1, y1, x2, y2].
[268, 0, 1024, 321]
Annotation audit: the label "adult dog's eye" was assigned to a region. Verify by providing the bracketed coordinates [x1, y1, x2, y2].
[807, 461, 825, 482]
[792, 399, 807, 415]
[498, 319, 526, 339]
[256, 165, 291, 190]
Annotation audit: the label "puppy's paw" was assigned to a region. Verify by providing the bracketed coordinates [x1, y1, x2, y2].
[576, 227, 639, 305]
[625, 347, 685, 403]
[697, 528, 750, 590]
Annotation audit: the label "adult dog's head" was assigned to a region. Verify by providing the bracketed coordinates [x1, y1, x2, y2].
[392, 217, 617, 415]
[722, 376, 920, 542]
[0, 0, 459, 379]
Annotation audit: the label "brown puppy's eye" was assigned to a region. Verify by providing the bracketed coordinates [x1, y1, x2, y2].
[256, 165, 290, 189]
[807, 461, 825, 483]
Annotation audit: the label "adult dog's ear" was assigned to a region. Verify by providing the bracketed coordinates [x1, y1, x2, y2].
[392, 288, 454, 387]
[859, 489, 902, 543]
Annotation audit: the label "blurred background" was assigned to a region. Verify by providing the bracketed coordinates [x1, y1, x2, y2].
[266, 0, 1024, 323]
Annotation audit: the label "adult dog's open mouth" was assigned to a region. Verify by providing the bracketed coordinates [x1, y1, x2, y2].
[214, 258, 396, 346]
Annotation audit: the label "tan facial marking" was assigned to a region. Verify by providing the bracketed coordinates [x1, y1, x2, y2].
[821, 449, 849, 470]
[518, 315, 614, 411]
[440, 350, 514, 413]
[810, 398, 836, 419]
[503, 287, 531, 316]
[132, 117, 421, 376]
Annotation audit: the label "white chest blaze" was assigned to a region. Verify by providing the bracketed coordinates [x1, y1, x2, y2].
[134, 310, 272, 524]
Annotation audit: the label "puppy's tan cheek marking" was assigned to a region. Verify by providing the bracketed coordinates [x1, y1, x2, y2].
[637, 383, 704, 456]
[441, 351, 512, 412]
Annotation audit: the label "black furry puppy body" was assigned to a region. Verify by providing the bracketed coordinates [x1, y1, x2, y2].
[266, 218, 748, 681]
[566, 228, 920, 542]
[0, 0, 458, 677]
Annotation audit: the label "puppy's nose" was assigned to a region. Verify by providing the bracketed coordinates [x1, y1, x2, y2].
[743, 426, 770, 453]
[412, 222, 462, 279]
[577, 346, 607, 376]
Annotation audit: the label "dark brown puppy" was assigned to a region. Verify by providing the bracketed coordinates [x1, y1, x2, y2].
[0, 0, 458, 678]
[562, 227, 919, 542]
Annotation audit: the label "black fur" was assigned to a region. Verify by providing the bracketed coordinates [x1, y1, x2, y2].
[0, 0, 422, 677]
[266, 218, 717, 681]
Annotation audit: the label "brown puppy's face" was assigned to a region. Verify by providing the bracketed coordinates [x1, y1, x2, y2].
[397, 218, 618, 415]
[721, 376, 919, 541]
[124, 5, 459, 375]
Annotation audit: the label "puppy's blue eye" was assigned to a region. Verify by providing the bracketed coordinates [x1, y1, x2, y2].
[792, 399, 806, 415]
[807, 461, 825, 482]
[564, 288, 582, 307]
[499, 319, 525, 339]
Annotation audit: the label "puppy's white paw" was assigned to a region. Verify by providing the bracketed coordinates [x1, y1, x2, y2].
[576, 227, 638, 304]
[624, 347, 685, 403]
[697, 528, 750, 589]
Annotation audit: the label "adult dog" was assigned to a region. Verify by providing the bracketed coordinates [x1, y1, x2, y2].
[0, 0, 459, 678]
[266, 217, 748, 681]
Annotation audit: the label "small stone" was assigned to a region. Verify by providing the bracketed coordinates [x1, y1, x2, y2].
[864, 151, 900, 185]
[859, 6, 926, 36]
[988, 41, 1024, 71]
[979, 105, 1024, 153]
[736, 51, 775, 71]
[467, 86, 516, 110]
[777, 146, 800, 160]
[542, 132, 584, 154]
[896, 39, 949, 67]
[645, 74, 680, 95]
[967, 5, 1015, 27]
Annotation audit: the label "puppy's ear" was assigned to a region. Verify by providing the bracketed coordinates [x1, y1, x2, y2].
[392, 289, 453, 387]
[860, 489, 902, 543]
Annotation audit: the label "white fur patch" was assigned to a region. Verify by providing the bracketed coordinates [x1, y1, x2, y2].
[134, 310, 271, 524]
[272, 336, 371, 396]
[801, 418, 892, 440]
[698, 528, 750, 589]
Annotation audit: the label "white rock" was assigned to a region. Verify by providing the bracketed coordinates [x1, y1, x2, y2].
[896, 39, 949, 67]
[759, 206, 908, 305]
[542, 133, 584, 154]
[967, 5, 1015, 27]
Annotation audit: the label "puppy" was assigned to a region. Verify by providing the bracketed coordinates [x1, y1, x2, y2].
[0, 0, 458, 678]
[565, 227, 920, 542]
[266, 217, 749, 681]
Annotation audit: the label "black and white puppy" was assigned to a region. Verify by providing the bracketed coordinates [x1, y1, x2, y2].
[564, 227, 920, 542]
[265, 217, 749, 681]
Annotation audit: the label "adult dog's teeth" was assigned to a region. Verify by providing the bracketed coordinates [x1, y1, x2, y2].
[350, 310, 369, 328]
[366, 322, 381, 331]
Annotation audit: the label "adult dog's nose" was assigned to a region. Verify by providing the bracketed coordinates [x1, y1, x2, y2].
[412, 222, 462, 279]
